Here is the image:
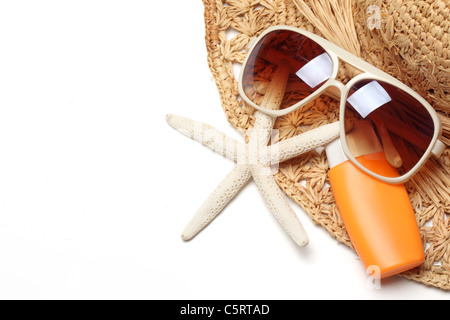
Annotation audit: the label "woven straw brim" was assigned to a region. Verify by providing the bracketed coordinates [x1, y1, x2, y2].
[354, 0, 449, 115]
[202, 0, 450, 290]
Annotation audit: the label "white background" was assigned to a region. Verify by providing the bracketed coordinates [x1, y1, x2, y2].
[0, 1, 448, 300]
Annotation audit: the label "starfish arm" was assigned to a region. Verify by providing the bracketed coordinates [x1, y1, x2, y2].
[181, 164, 252, 241]
[252, 165, 309, 247]
[166, 114, 244, 162]
[248, 111, 276, 147]
[267, 121, 340, 165]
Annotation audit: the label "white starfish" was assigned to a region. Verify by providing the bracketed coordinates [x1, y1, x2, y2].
[167, 65, 340, 247]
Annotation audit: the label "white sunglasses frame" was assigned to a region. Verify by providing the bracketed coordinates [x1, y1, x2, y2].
[238, 25, 445, 184]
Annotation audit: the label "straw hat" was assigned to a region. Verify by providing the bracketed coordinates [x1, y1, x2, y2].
[201, 0, 450, 290]
[354, 0, 449, 115]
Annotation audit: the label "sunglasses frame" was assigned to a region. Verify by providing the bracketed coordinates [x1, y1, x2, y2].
[238, 25, 444, 184]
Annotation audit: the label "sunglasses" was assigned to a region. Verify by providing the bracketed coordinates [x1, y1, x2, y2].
[238, 26, 445, 184]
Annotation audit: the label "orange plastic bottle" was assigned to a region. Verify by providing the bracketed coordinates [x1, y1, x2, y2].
[326, 138, 424, 278]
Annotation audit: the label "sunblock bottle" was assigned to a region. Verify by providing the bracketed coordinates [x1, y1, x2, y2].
[325, 123, 424, 278]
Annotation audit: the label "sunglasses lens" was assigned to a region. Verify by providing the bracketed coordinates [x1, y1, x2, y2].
[344, 79, 435, 178]
[243, 30, 332, 112]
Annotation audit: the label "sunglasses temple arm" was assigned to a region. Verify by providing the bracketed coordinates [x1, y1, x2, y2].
[371, 113, 403, 168]
[267, 121, 340, 165]
[382, 114, 443, 156]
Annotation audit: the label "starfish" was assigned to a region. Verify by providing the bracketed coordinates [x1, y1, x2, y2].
[166, 65, 340, 247]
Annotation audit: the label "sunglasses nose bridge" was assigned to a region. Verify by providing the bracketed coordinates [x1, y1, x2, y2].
[324, 80, 346, 102]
